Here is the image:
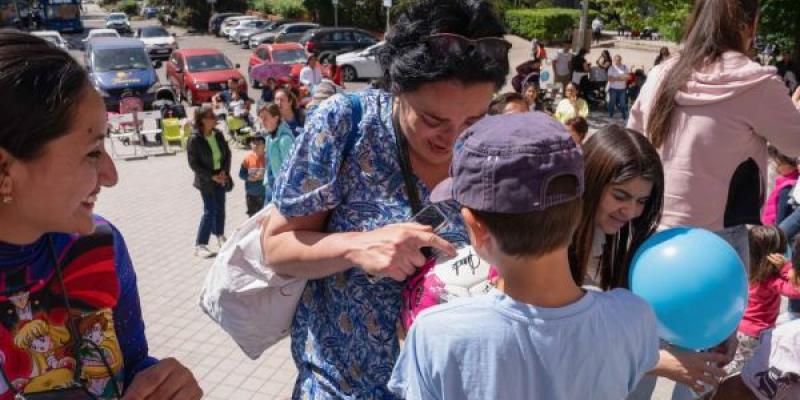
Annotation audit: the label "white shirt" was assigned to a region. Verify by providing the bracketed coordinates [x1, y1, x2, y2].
[608, 64, 630, 90]
[555, 50, 573, 76]
[592, 18, 604, 32]
[299, 65, 323, 87]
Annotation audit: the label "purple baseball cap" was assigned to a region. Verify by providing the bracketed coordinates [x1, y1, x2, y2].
[430, 112, 584, 213]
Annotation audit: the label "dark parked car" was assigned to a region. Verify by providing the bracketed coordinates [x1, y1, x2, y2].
[208, 12, 242, 36]
[298, 27, 379, 63]
[272, 22, 319, 44]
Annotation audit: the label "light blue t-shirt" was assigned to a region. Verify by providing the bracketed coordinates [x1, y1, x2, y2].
[388, 288, 660, 400]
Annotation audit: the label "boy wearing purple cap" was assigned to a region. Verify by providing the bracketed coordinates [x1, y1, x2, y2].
[388, 113, 660, 399]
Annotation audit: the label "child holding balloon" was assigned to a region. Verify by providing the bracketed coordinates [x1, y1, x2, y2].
[569, 125, 736, 397]
[726, 225, 800, 375]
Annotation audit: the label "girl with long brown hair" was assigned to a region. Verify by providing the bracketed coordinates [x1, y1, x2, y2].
[629, 0, 800, 263]
[571, 126, 734, 398]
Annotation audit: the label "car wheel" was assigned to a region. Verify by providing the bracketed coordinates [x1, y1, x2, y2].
[342, 65, 357, 82]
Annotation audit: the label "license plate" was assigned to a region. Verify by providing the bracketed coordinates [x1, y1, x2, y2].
[156, 49, 169, 53]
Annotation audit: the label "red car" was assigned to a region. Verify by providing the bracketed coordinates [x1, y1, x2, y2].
[166, 48, 245, 106]
[247, 43, 307, 88]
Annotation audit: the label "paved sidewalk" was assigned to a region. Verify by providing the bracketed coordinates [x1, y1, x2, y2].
[95, 147, 296, 399]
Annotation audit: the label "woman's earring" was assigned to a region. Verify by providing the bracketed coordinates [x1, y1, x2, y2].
[0, 177, 11, 204]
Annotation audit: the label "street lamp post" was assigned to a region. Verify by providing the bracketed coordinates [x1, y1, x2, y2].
[577, 0, 589, 51]
[384, 0, 391, 33]
[333, 0, 338, 27]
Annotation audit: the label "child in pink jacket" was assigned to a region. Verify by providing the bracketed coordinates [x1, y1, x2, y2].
[728, 225, 800, 375]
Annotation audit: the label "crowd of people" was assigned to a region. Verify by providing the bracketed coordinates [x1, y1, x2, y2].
[3, 0, 800, 399]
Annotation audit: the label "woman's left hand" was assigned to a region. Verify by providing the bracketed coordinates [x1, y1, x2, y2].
[122, 358, 202, 400]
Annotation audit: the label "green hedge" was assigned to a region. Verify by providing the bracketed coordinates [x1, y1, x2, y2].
[505, 8, 597, 43]
[118, 0, 139, 16]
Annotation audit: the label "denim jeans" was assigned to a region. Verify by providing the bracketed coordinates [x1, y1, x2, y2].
[608, 88, 629, 119]
[196, 185, 226, 246]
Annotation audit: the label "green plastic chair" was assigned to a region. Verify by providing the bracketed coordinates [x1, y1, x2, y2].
[161, 118, 186, 150]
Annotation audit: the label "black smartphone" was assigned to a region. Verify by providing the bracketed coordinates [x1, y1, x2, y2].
[411, 204, 447, 233]
[411, 205, 448, 260]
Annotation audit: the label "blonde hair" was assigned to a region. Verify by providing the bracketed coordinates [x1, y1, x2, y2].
[14, 320, 70, 350]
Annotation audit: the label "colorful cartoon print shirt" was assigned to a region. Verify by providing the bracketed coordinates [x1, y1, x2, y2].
[273, 89, 469, 399]
[0, 216, 157, 399]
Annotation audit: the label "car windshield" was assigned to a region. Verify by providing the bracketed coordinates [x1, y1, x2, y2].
[108, 15, 126, 21]
[141, 26, 168, 37]
[272, 49, 306, 64]
[93, 48, 150, 72]
[186, 54, 233, 72]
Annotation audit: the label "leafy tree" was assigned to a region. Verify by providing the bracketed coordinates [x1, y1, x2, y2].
[760, 0, 800, 56]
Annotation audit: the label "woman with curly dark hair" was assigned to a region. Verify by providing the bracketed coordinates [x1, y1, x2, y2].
[260, 0, 510, 397]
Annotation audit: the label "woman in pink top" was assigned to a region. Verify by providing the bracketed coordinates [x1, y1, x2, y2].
[728, 226, 800, 375]
[627, 0, 800, 398]
[628, 0, 800, 258]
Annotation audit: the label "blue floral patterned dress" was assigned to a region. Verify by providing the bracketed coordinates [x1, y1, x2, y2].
[273, 89, 468, 399]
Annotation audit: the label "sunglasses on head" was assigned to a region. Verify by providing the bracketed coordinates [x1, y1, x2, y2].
[421, 33, 511, 64]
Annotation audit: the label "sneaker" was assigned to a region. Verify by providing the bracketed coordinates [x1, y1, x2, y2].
[194, 245, 216, 258]
[216, 235, 227, 247]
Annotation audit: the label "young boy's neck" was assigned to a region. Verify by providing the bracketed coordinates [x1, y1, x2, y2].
[495, 247, 584, 308]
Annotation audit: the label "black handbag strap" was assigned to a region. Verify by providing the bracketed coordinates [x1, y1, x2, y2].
[390, 102, 423, 215]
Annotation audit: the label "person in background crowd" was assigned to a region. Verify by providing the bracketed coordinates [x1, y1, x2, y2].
[608, 55, 630, 120]
[238, 136, 266, 217]
[595, 49, 612, 87]
[592, 16, 604, 44]
[629, 0, 800, 397]
[260, 77, 277, 104]
[555, 82, 589, 123]
[776, 51, 796, 79]
[762, 146, 798, 228]
[256, 103, 294, 203]
[572, 48, 591, 85]
[299, 54, 323, 91]
[554, 42, 574, 89]
[654, 47, 671, 66]
[0, 31, 202, 400]
[488, 92, 529, 115]
[187, 105, 232, 258]
[274, 87, 305, 137]
[260, 0, 510, 397]
[564, 116, 588, 144]
[522, 82, 547, 112]
[305, 80, 340, 114]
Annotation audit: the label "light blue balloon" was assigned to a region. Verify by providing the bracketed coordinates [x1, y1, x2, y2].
[629, 227, 748, 350]
[540, 70, 551, 82]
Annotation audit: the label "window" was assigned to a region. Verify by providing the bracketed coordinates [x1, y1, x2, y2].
[287, 25, 313, 34]
[185, 54, 233, 72]
[330, 31, 353, 42]
[140, 26, 169, 38]
[355, 33, 376, 44]
[93, 48, 150, 72]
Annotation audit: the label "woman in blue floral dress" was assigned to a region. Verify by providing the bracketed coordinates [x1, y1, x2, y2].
[261, 1, 511, 398]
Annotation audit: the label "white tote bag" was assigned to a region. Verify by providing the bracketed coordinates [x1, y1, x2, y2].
[199, 204, 307, 360]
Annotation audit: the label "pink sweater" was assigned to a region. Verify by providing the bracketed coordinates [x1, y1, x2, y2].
[629, 52, 800, 231]
[739, 264, 800, 338]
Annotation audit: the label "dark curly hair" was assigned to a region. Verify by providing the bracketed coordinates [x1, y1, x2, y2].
[0, 30, 90, 161]
[378, 0, 509, 93]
